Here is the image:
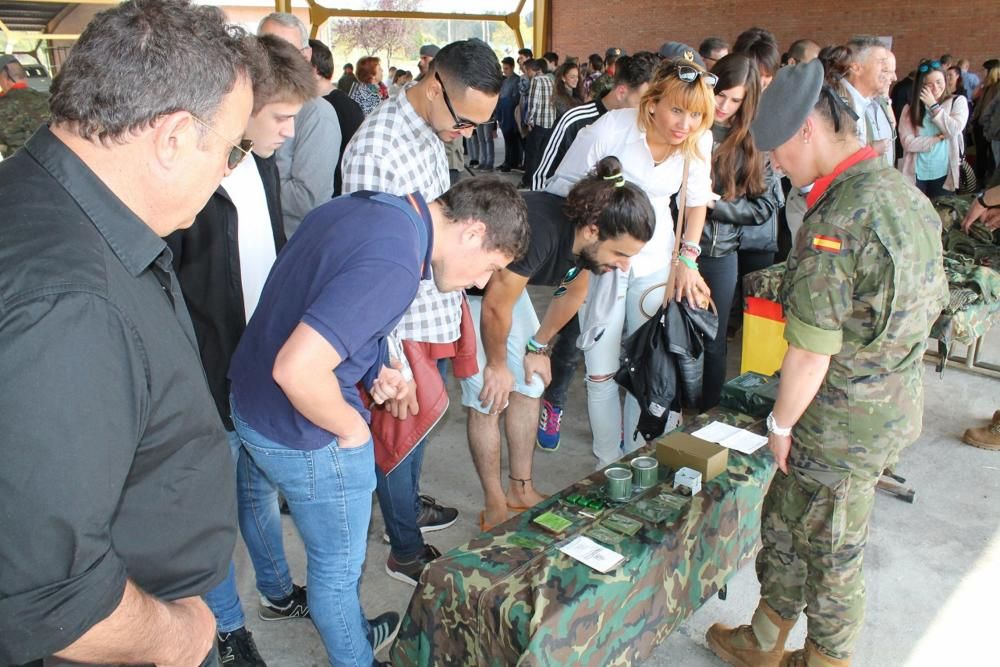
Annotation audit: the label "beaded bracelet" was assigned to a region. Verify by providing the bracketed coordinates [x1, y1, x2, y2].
[680, 240, 702, 257]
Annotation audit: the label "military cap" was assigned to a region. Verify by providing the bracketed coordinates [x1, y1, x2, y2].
[0, 54, 17, 70]
[419, 44, 440, 58]
[751, 59, 824, 151]
[605, 47, 625, 59]
[657, 42, 705, 68]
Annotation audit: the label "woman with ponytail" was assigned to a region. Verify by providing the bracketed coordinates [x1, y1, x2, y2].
[699, 53, 783, 409]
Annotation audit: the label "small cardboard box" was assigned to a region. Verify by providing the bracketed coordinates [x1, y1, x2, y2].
[655, 431, 729, 483]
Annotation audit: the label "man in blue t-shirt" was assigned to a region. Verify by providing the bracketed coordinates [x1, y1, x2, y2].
[227, 175, 527, 666]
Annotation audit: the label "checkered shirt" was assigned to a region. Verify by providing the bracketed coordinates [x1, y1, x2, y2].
[341, 88, 461, 343]
[527, 73, 556, 129]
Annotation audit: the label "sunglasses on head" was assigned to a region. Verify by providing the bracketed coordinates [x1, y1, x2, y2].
[191, 113, 253, 170]
[663, 63, 719, 88]
[434, 71, 478, 130]
[918, 60, 942, 73]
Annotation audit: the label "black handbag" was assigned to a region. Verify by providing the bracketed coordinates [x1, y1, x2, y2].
[615, 157, 719, 442]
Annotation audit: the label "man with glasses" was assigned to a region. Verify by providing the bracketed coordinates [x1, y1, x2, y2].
[257, 12, 341, 237]
[0, 0, 255, 664]
[0, 55, 50, 157]
[341, 38, 502, 587]
[167, 34, 321, 666]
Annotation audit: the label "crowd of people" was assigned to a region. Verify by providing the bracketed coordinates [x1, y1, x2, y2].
[1, 1, 998, 666]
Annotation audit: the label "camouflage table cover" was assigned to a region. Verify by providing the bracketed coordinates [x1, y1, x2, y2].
[741, 263, 1000, 348]
[391, 409, 774, 667]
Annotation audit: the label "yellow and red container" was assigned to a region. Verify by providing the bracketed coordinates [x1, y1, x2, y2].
[740, 296, 788, 376]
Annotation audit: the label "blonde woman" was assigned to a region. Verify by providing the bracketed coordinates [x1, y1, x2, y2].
[547, 57, 717, 466]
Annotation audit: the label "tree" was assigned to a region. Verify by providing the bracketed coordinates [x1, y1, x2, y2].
[334, 0, 422, 68]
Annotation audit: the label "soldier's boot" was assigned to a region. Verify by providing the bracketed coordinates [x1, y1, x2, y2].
[779, 639, 851, 667]
[706, 601, 798, 667]
[962, 421, 1000, 451]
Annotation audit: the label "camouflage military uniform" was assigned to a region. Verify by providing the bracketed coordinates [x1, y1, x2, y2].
[758, 157, 948, 659]
[0, 86, 49, 158]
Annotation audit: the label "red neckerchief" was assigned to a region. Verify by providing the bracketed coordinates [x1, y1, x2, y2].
[805, 146, 878, 208]
[0, 81, 29, 96]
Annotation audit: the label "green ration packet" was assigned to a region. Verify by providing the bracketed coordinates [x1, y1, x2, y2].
[624, 493, 690, 524]
[587, 525, 626, 546]
[533, 511, 574, 534]
[508, 534, 550, 549]
[601, 513, 643, 536]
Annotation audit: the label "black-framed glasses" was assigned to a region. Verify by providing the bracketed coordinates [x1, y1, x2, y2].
[190, 113, 253, 170]
[918, 60, 942, 74]
[661, 62, 719, 88]
[434, 71, 478, 130]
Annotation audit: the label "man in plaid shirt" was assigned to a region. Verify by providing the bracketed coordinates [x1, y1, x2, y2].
[520, 58, 556, 188]
[341, 38, 502, 585]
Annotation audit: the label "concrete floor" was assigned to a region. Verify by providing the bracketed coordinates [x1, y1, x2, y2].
[229, 151, 1000, 665]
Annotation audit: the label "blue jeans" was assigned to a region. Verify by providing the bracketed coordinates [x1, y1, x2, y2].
[375, 358, 447, 559]
[543, 314, 581, 409]
[204, 429, 293, 632]
[475, 123, 495, 168]
[232, 407, 376, 667]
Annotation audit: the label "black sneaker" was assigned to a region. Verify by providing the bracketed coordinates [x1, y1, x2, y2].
[385, 544, 442, 586]
[217, 627, 267, 667]
[369, 610, 401, 654]
[381, 495, 458, 542]
[258, 584, 310, 621]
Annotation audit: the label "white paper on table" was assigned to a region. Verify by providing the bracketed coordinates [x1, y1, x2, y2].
[692, 421, 769, 454]
[558, 535, 626, 573]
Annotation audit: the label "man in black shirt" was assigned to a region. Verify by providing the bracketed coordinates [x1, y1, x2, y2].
[309, 39, 364, 196]
[531, 52, 657, 452]
[0, 0, 254, 664]
[462, 164, 655, 529]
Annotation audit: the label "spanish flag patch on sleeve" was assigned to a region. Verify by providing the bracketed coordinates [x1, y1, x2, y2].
[812, 235, 843, 254]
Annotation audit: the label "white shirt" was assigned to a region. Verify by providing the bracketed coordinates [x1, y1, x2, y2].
[222, 156, 277, 322]
[546, 108, 716, 277]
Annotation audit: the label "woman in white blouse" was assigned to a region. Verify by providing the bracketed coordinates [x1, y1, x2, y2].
[547, 59, 718, 466]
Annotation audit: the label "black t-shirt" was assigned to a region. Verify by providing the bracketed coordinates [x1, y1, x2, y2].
[510, 191, 578, 286]
[468, 191, 577, 297]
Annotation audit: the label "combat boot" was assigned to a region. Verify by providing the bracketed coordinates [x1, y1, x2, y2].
[706, 601, 798, 667]
[962, 421, 1000, 451]
[780, 639, 851, 666]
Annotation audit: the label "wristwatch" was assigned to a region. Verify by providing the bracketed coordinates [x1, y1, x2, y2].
[766, 412, 792, 437]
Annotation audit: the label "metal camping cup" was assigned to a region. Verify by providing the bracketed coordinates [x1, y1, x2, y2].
[605, 467, 633, 501]
[630, 456, 659, 489]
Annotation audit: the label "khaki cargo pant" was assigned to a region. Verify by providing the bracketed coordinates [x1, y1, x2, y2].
[755, 467, 878, 660]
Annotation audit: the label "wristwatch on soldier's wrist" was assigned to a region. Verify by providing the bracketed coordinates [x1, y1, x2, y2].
[766, 412, 792, 437]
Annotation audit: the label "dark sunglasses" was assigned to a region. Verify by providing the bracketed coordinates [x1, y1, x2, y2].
[191, 113, 253, 170]
[662, 63, 719, 88]
[434, 71, 478, 130]
[918, 60, 942, 74]
[819, 85, 859, 134]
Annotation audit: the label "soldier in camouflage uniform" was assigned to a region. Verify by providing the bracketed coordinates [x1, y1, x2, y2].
[707, 60, 948, 667]
[0, 56, 50, 158]
[960, 184, 1000, 450]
